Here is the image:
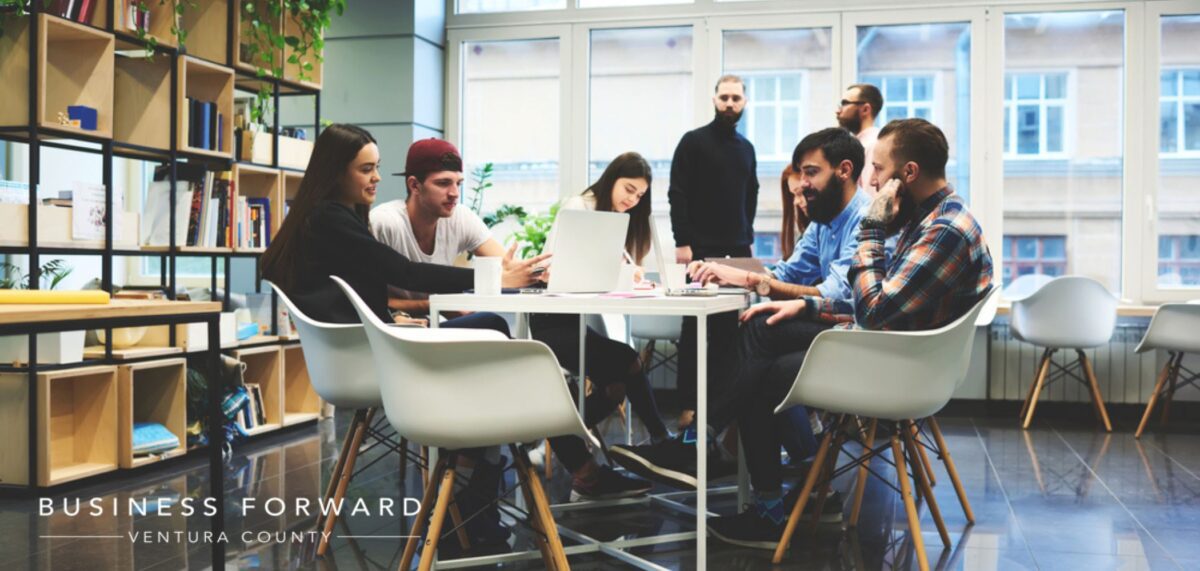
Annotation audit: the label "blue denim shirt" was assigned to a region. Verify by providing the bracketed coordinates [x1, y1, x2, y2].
[772, 188, 872, 302]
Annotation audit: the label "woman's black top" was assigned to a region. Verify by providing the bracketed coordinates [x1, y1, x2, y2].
[287, 201, 472, 323]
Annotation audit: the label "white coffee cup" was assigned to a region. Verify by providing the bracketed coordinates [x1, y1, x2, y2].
[665, 263, 688, 289]
[473, 257, 502, 296]
[615, 264, 636, 292]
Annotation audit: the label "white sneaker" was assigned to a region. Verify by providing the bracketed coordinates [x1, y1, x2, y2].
[525, 441, 548, 472]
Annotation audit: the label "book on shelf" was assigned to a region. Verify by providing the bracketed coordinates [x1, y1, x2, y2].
[246, 197, 270, 248]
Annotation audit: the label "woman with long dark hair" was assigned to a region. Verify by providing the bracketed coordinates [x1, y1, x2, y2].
[529, 152, 669, 502]
[779, 164, 811, 260]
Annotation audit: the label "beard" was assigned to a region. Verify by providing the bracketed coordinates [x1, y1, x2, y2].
[837, 113, 862, 134]
[885, 187, 918, 236]
[804, 177, 845, 225]
[714, 107, 743, 128]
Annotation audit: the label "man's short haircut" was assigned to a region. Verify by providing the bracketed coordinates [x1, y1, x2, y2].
[715, 74, 745, 94]
[848, 83, 884, 119]
[877, 118, 949, 180]
[792, 127, 866, 181]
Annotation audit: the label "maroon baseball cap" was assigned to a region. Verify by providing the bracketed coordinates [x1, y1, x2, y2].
[393, 138, 463, 178]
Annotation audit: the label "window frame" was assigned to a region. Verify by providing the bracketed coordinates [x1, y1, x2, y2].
[1158, 66, 1200, 158]
[1002, 235, 1069, 281]
[733, 70, 810, 162]
[1002, 69, 1073, 159]
[858, 71, 941, 126]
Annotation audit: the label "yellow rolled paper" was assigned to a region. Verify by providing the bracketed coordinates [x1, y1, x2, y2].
[0, 290, 112, 304]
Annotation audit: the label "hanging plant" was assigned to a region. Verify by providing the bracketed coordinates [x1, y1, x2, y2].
[239, 0, 344, 126]
[131, 0, 196, 59]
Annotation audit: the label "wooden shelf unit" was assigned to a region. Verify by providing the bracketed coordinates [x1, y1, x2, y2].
[0, 365, 119, 487]
[233, 345, 283, 435]
[282, 344, 320, 426]
[112, 0, 179, 49]
[118, 358, 187, 469]
[280, 169, 302, 232]
[179, 0, 229, 65]
[234, 4, 281, 74]
[177, 55, 234, 158]
[114, 49, 171, 151]
[0, 14, 115, 139]
[0, 203, 139, 249]
[232, 162, 281, 251]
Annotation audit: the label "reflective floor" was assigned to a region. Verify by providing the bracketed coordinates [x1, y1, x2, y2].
[3, 412, 1199, 570]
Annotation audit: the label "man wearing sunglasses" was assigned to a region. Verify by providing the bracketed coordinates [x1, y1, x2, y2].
[835, 84, 884, 193]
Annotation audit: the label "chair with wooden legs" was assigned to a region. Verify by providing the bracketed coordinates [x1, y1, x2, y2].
[269, 281, 422, 557]
[1134, 301, 1200, 438]
[771, 290, 995, 569]
[1010, 276, 1118, 431]
[334, 276, 597, 570]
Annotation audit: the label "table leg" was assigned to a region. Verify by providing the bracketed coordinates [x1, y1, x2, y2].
[696, 314, 707, 570]
[579, 314, 587, 416]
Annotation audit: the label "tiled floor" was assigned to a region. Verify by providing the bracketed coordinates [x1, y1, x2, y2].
[3, 412, 1199, 570]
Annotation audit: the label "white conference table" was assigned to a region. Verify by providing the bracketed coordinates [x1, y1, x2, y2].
[429, 290, 750, 571]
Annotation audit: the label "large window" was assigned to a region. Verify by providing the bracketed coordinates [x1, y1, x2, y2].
[1155, 14, 1200, 289]
[589, 26, 692, 215]
[857, 22, 971, 203]
[723, 27, 832, 263]
[1004, 72, 1068, 157]
[860, 74, 935, 125]
[461, 38, 561, 214]
[1002, 235, 1067, 284]
[1003, 11, 1124, 292]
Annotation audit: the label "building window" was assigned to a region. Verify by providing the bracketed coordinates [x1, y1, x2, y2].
[1160, 69, 1200, 155]
[735, 73, 805, 161]
[1004, 72, 1068, 157]
[753, 232, 781, 263]
[859, 74, 935, 126]
[1002, 235, 1066, 284]
[1158, 235, 1200, 286]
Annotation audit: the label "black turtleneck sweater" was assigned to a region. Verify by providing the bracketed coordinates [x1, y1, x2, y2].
[284, 201, 473, 324]
[667, 118, 759, 250]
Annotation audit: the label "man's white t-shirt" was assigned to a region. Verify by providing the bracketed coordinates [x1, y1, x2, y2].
[370, 200, 490, 265]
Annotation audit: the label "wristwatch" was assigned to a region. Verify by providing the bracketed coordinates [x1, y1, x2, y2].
[860, 218, 886, 231]
[754, 273, 772, 296]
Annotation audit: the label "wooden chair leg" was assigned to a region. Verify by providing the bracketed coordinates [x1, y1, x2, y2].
[808, 416, 848, 533]
[893, 434, 930, 571]
[519, 452, 570, 570]
[848, 418, 878, 528]
[512, 447, 557, 570]
[1136, 354, 1177, 439]
[316, 409, 364, 547]
[1019, 349, 1050, 420]
[912, 423, 936, 487]
[927, 417, 973, 523]
[903, 421, 950, 548]
[399, 456, 448, 571]
[773, 424, 837, 564]
[544, 440, 553, 479]
[416, 461, 459, 571]
[319, 407, 375, 557]
[1078, 352, 1112, 432]
[638, 339, 656, 374]
[1023, 351, 1053, 429]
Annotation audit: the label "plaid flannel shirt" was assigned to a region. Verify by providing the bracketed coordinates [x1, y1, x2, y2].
[839, 188, 993, 331]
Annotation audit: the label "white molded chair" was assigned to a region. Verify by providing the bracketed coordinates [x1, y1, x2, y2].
[1134, 302, 1200, 438]
[331, 276, 592, 570]
[267, 280, 396, 555]
[770, 289, 995, 569]
[1010, 276, 1117, 431]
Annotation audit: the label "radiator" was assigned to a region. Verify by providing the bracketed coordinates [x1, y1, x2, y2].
[987, 317, 1199, 405]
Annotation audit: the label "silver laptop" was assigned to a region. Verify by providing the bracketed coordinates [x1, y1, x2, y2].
[543, 209, 629, 293]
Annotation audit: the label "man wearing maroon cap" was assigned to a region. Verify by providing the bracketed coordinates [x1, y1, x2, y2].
[370, 138, 509, 322]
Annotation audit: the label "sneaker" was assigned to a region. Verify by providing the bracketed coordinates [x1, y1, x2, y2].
[782, 488, 844, 524]
[610, 439, 697, 490]
[708, 508, 785, 550]
[569, 465, 652, 501]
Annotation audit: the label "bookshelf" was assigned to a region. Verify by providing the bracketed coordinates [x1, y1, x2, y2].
[0, 2, 325, 491]
[282, 10, 322, 90]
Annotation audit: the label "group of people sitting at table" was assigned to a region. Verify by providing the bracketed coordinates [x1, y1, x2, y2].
[260, 75, 994, 553]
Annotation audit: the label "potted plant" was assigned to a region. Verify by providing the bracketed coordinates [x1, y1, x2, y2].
[0, 258, 86, 364]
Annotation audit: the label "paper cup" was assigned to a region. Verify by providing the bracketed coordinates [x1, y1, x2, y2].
[474, 257, 502, 295]
[616, 264, 636, 292]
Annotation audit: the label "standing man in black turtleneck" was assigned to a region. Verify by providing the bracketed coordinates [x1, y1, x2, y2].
[668, 74, 759, 428]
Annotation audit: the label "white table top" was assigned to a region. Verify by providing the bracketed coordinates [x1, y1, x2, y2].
[428, 290, 750, 317]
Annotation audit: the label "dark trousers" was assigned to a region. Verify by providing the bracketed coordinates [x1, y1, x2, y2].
[728, 314, 832, 492]
[531, 313, 669, 472]
[676, 244, 752, 411]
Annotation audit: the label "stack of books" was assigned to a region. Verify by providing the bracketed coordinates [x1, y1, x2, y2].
[236, 383, 267, 430]
[48, 0, 100, 24]
[184, 97, 225, 153]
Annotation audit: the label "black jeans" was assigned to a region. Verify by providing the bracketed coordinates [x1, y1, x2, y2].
[727, 314, 832, 493]
[531, 313, 669, 472]
[676, 244, 752, 411]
